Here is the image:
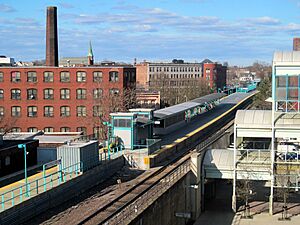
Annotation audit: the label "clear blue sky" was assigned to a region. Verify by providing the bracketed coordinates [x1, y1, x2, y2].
[1, 0, 300, 65]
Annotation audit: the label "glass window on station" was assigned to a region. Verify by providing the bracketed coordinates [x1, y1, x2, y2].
[113, 118, 131, 128]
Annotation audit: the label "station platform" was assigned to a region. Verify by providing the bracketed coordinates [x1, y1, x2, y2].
[0, 162, 81, 212]
[123, 92, 256, 169]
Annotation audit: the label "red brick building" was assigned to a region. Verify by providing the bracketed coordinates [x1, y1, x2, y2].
[293, 37, 300, 51]
[0, 66, 135, 136]
[202, 59, 227, 90]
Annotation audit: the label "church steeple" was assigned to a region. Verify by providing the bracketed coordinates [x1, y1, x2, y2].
[88, 41, 94, 65]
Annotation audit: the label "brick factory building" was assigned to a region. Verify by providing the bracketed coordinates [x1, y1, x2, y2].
[136, 59, 227, 91]
[0, 6, 136, 138]
[0, 66, 136, 136]
[293, 37, 300, 51]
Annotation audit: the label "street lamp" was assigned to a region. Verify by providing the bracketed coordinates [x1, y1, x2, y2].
[18, 143, 29, 197]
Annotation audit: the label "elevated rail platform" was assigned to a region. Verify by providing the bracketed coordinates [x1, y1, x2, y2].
[130, 92, 257, 169]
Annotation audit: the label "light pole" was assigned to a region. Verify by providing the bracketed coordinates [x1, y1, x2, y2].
[103, 121, 112, 159]
[18, 143, 29, 197]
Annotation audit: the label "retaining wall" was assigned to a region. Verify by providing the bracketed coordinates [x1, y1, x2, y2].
[0, 156, 125, 225]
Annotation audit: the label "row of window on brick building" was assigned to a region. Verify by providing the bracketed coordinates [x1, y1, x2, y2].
[149, 66, 201, 73]
[0, 105, 103, 118]
[0, 88, 120, 100]
[0, 126, 102, 136]
[149, 73, 202, 80]
[0, 71, 119, 83]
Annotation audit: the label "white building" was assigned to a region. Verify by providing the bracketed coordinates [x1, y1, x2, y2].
[0, 56, 14, 66]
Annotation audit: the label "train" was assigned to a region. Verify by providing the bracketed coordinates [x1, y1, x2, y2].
[153, 93, 226, 135]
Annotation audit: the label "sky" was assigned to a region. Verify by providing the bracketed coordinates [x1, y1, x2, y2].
[1, 0, 300, 66]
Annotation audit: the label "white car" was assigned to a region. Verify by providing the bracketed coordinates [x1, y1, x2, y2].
[277, 142, 299, 153]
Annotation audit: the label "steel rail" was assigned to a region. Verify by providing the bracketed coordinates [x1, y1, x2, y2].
[76, 98, 254, 225]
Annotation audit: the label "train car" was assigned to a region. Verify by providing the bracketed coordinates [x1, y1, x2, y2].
[153, 93, 226, 135]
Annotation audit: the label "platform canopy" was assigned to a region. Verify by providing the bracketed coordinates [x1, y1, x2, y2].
[235, 110, 300, 138]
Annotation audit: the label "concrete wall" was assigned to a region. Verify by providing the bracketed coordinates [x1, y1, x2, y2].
[132, 172, 197, 225]
[0, 156, 125, 225]
[210, 127, 233, 149]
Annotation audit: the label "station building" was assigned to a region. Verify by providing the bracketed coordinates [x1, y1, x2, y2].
[232, 51, 300, 214]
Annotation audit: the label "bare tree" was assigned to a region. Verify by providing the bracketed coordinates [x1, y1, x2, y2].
[275, 164, 292, 221]
[236, 178, 255, 218]
[149, 72, 210, 106]
[79, 87, 137, 140]
[0, 110, 18, 134]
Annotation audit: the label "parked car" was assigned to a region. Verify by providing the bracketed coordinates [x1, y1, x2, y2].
[277, 152, 300, 161]
[277, 142, 299, 153]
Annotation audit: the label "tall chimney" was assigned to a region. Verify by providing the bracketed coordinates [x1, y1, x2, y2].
[46, 6, 58, 67]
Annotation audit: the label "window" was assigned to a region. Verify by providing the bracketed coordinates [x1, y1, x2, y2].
[60, 88, 70, 99]
[60, 106, 70, 117]
[93, 71, 103, 82]
[60, 71, 70, 82]
[11, 89, 21, 100]
[11, 127, 21, 132]
[76, 71, 86, 82]
[109, 71, 119, 82]
[77, 127, 87, 135]
[93, 105, 103, 117]
[60, 127, 70, 132]
[44, 71, 54, 82]
[93, 126, 102, 139]
[44, 88, 54, 99]
[11, 106, 21, 117]
[27, 89, 37, 100]
[44, 106, 54, 117]
[0, 89, 3, 99]
[0, 107, 4, 117]
[77, 106, 86, 117]
[76, 88, 87, 99]
[0, 72, 3, 82]
[109, 88, 119, 95]
[44, 127, 54, 132]
[28, 127, 38, 132]
[11, 71, 21, 82]
[288, 76, 298, 87]
[5, 156, 10, 166]
[27, 71, 37, 82]
[93, 88, 103, 99]
[28, 106, 37, 117]
[113, 119, 131, 127]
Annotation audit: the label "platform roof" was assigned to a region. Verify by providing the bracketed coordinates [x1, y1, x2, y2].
[203, 149, 234, 171]
[154, 93, 225, 119]
[273, 51, 300, 63]
[235, 110, 300, 129]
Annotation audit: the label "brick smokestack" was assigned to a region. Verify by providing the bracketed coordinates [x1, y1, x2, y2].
[46, 6, 58, 66]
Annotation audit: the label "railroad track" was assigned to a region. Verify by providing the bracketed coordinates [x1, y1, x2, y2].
[76, 98, 254, 225]
[76, 120, 235, 225]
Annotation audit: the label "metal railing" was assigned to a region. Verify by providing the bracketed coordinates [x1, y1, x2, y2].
[0, 161, 82, 212]
[236, 149, 271, 164]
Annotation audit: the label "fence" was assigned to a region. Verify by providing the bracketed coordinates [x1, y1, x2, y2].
[0, 161, 82, 212]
